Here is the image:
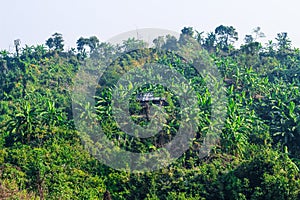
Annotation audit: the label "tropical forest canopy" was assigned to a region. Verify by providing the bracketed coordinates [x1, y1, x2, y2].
[0, 25, 300, 199]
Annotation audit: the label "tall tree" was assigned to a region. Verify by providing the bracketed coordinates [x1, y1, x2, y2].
[153, 36, 165, 49]
[241, 35, 261, 55]
[203, 32, 216, 52]
[46, 33, 64, 51]
[253, 26, 265, 41]
[215, 25, 238, 51]
[244, 35, 254, 44]
[121, 37, 147, 52]
[88, 36, 100, 53]
[276, 32, 291, 52]
[179, 27, 194, 45]
[46, 37, 54, 50]
[76, 37, 88, 53]
[162, 34, 178, 50]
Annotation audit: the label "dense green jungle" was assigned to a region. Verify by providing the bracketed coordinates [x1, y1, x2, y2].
[0, 26, 300, 199]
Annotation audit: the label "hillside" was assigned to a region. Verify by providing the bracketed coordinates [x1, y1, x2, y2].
[0, 26, 300, 199]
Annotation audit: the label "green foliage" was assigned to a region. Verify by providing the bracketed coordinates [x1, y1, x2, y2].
[223, 147, 300, 199]
[1, 26, 300, 199]
[46, 33, 64, 52]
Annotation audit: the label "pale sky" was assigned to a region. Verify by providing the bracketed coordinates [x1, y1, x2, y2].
[1, 0, 300, 51]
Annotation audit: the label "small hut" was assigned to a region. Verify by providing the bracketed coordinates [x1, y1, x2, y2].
[136, 92, 167, 121]
[136, 92, 167, 106]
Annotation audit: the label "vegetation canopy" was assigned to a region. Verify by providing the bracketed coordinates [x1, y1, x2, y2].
[0, 26, 300, 199]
